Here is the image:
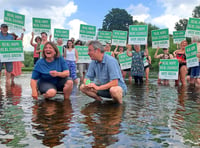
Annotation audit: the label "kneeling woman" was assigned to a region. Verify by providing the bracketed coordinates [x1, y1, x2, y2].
[30, 42, 73, 100]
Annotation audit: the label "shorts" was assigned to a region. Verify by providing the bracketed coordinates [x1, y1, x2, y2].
[0, 62, 13, 72]
[190, 64, 200, 78]
[144, 65, 149, 70]
[77, 63, 89, 77]
[123, 68, 131, 72]
[38, 77, 72, 94]
[34, 57, 39, 65]
[97, 89, 112, 98]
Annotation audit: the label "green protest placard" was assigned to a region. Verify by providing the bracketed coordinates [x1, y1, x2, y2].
[105, 52, 112, 56]
[186, 17, 200, 37]
[112, 30, 127, 46]
[0, 40, 24, 62]
[159, 59, 179, 80]
[128, 25, 148, 45]
[79, 24, 96, 42]
[151, 28, 169, 48]
[32, 17, 51, 35]
[54, 28, 69, 44]
[57, 46, 63, 56]
[4, 10, 25, 33]
[173, 31, 186, 44]
[97, 31, 112, 45]
[185, 43, 199, 68]
[39, 44, 44, 58]
[75, 46, 91, 63]
[118, 52, 132, 70]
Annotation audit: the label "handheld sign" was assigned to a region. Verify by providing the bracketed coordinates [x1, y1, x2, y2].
[112, 30, 127, 46]
[128, 25, 148, 45]
[32, 17, 51, 35]
[173, 31, 186, 44]
[186, 17, 200, 37]
[79, 24, 96, 42]
[0, 40, 24, 62]
[159, 59, 179, 80]
[97, 31, 112, 45]
[151, 29, 169, 48]
[185, 43, 199, 68]
[4, 10, 25, 33]
[76, 46, 91, 63]
[54, 28, 69, 45]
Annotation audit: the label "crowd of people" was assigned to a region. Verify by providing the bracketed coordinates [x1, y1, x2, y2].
[1, 23, 200, 104]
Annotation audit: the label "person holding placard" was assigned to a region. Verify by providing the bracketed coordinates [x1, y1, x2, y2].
[30, 42, 73, 100]
[190, 36, 200, 86]
[114, 45, 132, 83]
[63, 40, 79, 85]
[126, 44, 148, 84]
[0, 24, 14, 84]
[144, 54, 151, 81]
[5, 32, 25, 83]
[80, 40, 127, 104]
[104, 42, 115, 57]
[75, 40, 89, 83]
[154, 47, 174, 85]
[173, 40, 188, 85]
[30, 32, 42, 65]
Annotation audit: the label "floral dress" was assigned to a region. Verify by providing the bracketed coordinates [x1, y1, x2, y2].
[131, 51, 144, 77]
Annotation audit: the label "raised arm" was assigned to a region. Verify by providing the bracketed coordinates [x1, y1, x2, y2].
[144, 44, 149, 56]
[154, 47, 161, 58]
[114, 45, 119, 55]
[30, 32, 36, 46]
[126, 44, 133, 57]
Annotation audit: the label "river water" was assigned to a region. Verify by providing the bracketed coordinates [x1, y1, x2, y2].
[0, 73, 199, 148]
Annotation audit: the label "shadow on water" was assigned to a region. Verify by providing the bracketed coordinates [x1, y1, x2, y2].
[0, 74, 199, 147]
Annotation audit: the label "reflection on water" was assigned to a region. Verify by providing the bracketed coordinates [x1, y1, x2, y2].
[32, 99, 73, 147]
[0, 74, 199, 147]
[81, 101, 124, 147]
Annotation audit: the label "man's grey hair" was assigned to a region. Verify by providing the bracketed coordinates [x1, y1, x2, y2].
[87, 40, 104, 53]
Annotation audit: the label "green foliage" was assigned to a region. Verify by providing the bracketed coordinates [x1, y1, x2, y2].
[102, 8, 133, 31]
[192, 5, 200, 18]
[174, 18, 188, 31]
[23, 51, 34, 68]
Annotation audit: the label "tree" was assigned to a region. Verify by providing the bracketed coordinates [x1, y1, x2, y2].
[174, 18, 188, 31]
[192, 5, 200, 18]
[102, 8, 133, 31]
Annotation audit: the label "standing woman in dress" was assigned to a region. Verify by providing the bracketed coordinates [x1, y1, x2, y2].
[126, 44, 148, 84]
[8, 32, 25, 83]
[64, 40, 79, 85]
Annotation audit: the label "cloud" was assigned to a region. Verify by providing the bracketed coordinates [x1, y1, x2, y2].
[68, 19, 87, 40]
[151, 14, 180, 33]
[0, 1, 78, 51]
[127, 4, 150, 22]
[152, 0, 200, 33]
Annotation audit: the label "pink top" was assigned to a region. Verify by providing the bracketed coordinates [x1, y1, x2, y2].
[33, 44, 40, 58]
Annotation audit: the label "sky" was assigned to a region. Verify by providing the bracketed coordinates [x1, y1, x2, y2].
[0, 0, 200, 51]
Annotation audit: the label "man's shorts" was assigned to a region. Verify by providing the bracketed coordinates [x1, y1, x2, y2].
[0, 62, 13, 72]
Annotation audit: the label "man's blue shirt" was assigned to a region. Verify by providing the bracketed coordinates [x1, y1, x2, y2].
[86, 54, 127, 93]
[0, 32, 14, 40]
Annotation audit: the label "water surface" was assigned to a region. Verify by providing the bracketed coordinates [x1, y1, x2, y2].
[0, 73, 199, 147]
